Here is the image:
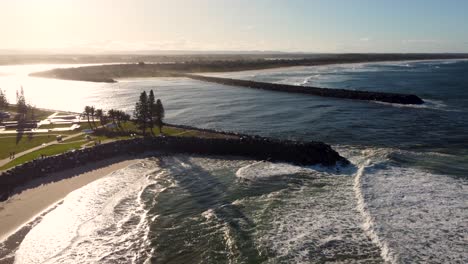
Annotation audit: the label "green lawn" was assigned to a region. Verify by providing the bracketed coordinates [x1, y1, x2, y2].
[0, 141, 84, 170]
[0, 121, 235, 170]
[0, 135, 57, 159]
[0, 122, 93, 160]
[38, 124, 75, 129]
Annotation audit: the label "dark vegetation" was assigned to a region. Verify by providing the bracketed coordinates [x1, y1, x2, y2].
[82, 105, 131, 130]
[29, 53, 468, 83]
[134, 90, 165, 135]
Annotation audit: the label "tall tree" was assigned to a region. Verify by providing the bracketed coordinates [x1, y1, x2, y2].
[16, 87, 28, 121]
[83, 106, 92, 128]
[115, 110, 122, 128]
[121, 112, 131, 125]
[155, 99, 165, 134]
[108, 109, 116, 126]
[0, 89, 8, 110]
[95, 109, 107, 127]
[90, 106, 97, 128]
[148, 90, 156, 135]
[134, 91, 149, 135]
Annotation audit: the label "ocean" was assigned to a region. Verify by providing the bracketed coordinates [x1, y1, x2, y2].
[1, 60, 467, 263]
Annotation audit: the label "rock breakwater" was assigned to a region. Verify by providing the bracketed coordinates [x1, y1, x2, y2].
[0, 135, 347, 201]
[187, 74, 425, 105]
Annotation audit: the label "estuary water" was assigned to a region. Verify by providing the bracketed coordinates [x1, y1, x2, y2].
[1, 60, 467, 263]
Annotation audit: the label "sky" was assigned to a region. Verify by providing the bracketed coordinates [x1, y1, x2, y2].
[1, 0, 468, 53]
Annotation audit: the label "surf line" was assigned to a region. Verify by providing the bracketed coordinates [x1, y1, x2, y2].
[353, 159, 397, 263]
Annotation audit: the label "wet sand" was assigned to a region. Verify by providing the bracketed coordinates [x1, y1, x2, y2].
[0, 156, 142, 257]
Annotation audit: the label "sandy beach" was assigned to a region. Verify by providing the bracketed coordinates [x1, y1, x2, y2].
[0, 156, 142, 244]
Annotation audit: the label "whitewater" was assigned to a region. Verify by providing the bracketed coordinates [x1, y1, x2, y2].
[0, 59, 467, 263]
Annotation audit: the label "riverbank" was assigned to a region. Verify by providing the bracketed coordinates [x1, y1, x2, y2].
[0, 156, 142, 261]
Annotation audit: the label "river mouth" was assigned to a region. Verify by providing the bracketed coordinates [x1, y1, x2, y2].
[1, 59, 468, 263]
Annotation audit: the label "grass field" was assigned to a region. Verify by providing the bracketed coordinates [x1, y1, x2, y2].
[0, 135, 57, 160]
[0, 141, 84, 170]
[38, 123, 75, 129]
[0, 122, 94, 160]
[0, 122, 234, 170]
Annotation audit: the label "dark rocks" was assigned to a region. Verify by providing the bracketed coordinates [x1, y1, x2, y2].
[0, 135, 347, 201]
[187, 75, 425, 105]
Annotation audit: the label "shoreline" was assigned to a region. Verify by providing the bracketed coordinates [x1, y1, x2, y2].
[28, 55, 468, 83]
[0, 156, 142, 244]
[195, 57, 468, 76]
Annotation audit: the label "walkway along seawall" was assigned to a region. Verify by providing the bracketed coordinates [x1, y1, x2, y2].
[0, 135, 347, 201]
[186, 74, 425, 105]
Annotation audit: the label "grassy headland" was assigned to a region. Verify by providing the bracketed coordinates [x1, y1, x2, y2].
[0, 122, 237, 171]
[29, 53, 468, 83]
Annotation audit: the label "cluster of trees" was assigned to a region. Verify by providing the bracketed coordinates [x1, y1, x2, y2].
[0, 87, 37, 124]
[134, 90, 165, 135]
[83, 90, 165, 136]
[82, 106, 130, 129]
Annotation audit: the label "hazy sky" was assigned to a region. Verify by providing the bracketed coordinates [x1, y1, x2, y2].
[1, 0, 468, 53]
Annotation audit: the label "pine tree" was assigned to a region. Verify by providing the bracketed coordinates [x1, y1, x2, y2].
[0, 89, 8, 110]
[155, 99, 165, 134]
[148, 90, 156, 135]
[134, 91, 149, 135]
[16, 87, 28, 121]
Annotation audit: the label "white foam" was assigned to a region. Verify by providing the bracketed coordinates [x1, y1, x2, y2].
[235, 161, 315, 180]
[14, 159, 163, 264]
[353, 159, 396, 263]
[358, 164, 468, 263]
[250, 169, 383, 263]
[346, 146, 468, 263]
[373, 98, 458, 112]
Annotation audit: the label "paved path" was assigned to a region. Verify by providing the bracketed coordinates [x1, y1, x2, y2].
[0, 132, 84, 169]
[0, 112, 90, 169]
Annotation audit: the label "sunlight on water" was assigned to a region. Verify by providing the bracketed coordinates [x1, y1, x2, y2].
[2, 60, 468, 263]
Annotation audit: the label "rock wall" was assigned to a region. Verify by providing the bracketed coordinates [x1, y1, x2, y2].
[187, 74, 425, 105]
[0, 136, 347, 201]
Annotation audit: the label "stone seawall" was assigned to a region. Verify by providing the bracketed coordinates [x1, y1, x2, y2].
[187, 74, 425, 105]
[0, 136, 347, 201]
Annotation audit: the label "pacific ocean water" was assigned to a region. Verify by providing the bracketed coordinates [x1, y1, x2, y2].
[1, 60, 467, 263]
